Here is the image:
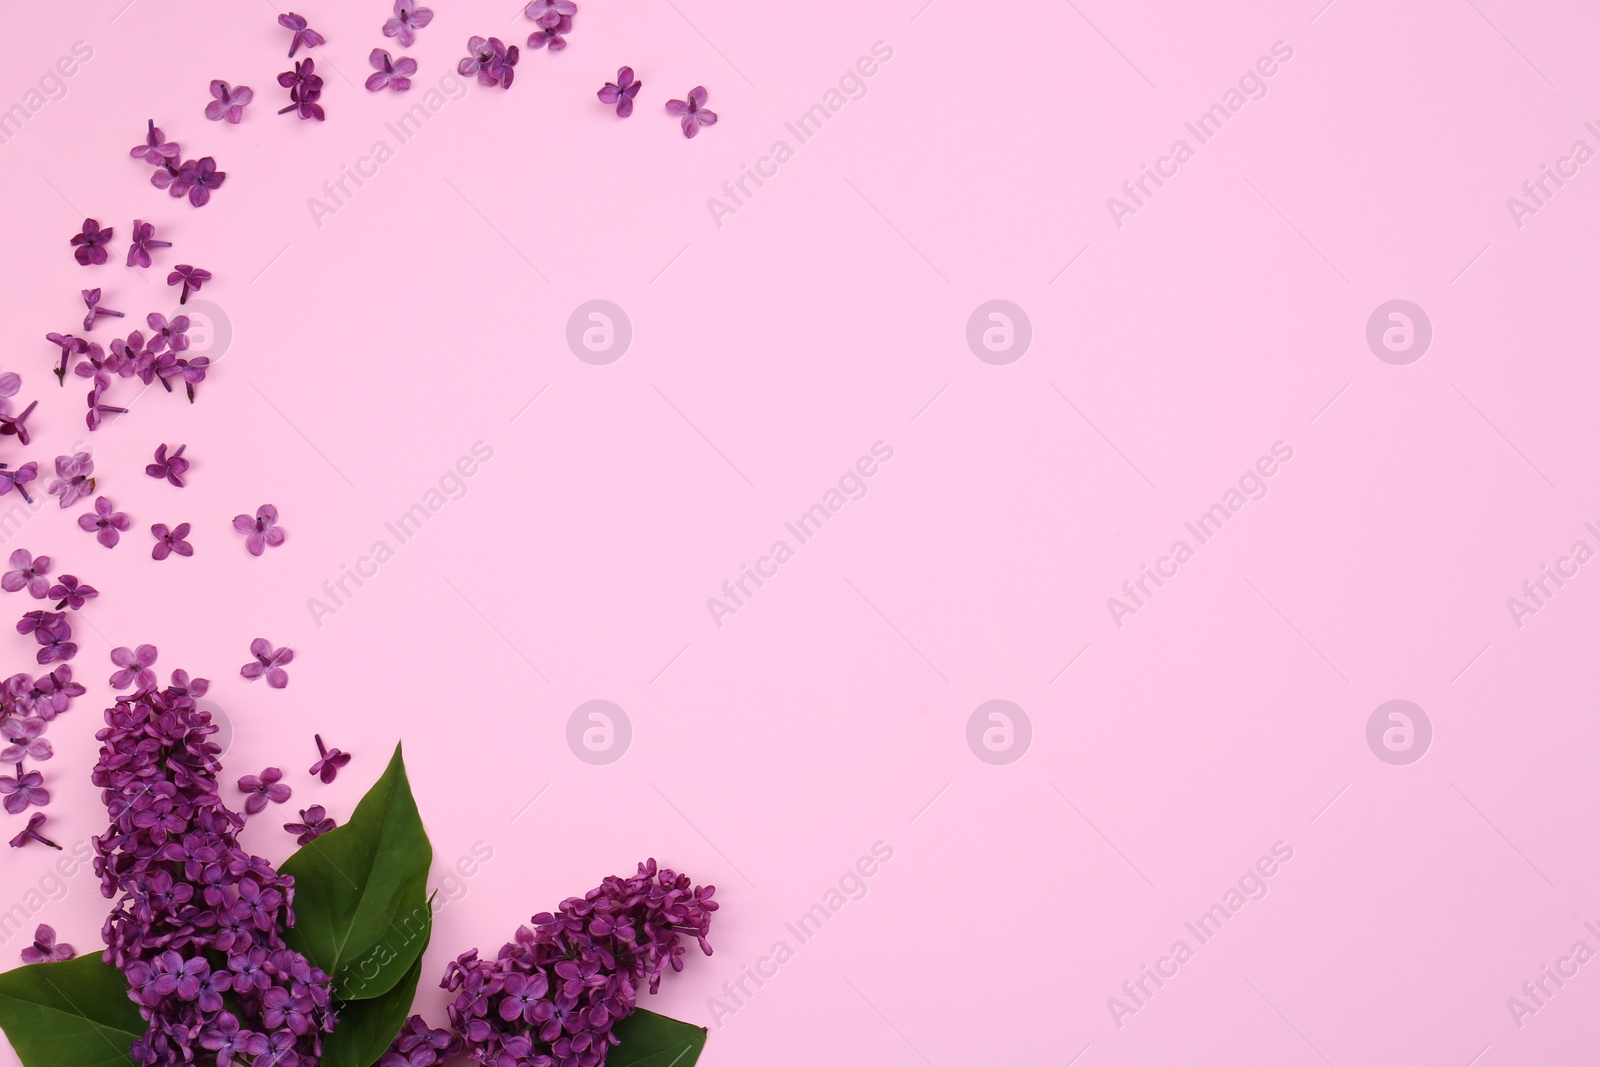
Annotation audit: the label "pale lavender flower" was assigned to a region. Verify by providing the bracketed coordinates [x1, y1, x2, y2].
[366, 48, 417, 92]
[241, 639, 293, 688]
[205, 81, 254, 123]
[47, 453, 95, 508]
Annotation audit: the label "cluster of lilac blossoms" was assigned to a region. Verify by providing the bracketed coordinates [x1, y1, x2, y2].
[1, 661, 86, 840]
[92, 679, 336, 1066]
[439, 859, 716, 1067]
[129, 121, 226, 207]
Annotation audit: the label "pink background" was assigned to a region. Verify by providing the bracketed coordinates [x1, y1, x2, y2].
[5, 0, 1600, 1064]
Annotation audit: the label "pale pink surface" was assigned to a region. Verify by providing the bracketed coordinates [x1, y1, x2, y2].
[4, 1, 1600, 1064]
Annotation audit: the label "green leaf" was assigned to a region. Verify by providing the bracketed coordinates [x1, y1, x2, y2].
[319, 954, 424, 1067]
[280, 742, 433, 1000]
[0, 954, 142, 1067]
[607, 1010, 709, 1067]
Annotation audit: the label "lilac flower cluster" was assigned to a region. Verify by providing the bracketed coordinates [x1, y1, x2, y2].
[91, 680, 336, 1066]
[524, 0, 579, 54]
[379, 1015, 462, 1067]
[442, 859, 716, 1067]
[278, 59, 326, 121]
[0, 662, 85, 839]
[130, 121, 227, 207]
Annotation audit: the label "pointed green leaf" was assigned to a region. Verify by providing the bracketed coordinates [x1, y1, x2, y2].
[0, 954, 141, 1067]
[607, 1010, 708, 1067]
[319, 955, 424, 1067]
[280, 742, 433, 1000]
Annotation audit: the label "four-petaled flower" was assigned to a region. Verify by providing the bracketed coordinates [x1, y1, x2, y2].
[241, 639, 293, 688]
[79, 496, 131, 548]
[525, 0, 577, 27]
[130, 120, 179, 166]
[126, 220, 172, 268]
[278, 59, 326, 121]
[666, 86, 717, 138]
[147, 443, 190, 487]
[458, 36, 519, 88]
[1, 719, 51, 764]
[81, 287, 125, 330]
[0, 767, 49, 814]
[110, 644, 159, 692]
[178, 157, 226, 207]
[527, 14, 572, 52]
[310, 735, 351, 783]
[49, 575, 98, 611]
[147, 312, 191, 353]
[151, 522, 194, 560]
[206, 80, 254, 123]
[2, 549, 51, 598]
[0, 462, 39, 504]
[284, 805, 335, 845]
[238, 768, 292, 815]
[47, 453, 95, 509]
[278, 12, 326, 57]
[0, 402, 37, 447]
[233, 504, 286, 556]
[168, 264, 211, 304]
[19, 924, 73, 964]
[384, 0, 433, 47]
[599, 66, 642, 117]
[8, 812, 61, 850]
[18, 611, 75, 664]
[71, 219, 114, 266]
[366, 49, 417, 92]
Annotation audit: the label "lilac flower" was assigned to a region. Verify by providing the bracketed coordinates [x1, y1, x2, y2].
[47, 453, 95, 508]
[599, 66, 642, 117]
[200, 1013, 267, 1066]
[174, 355, 211, 402]
[178, 157, 226, 207]
[524, 0, 577, 27]
[1, 719, 51, 763]
[0, 767, 49, 813]
[278, 59, 326, 121]
[166, 669, 209, 699]
[241, 639, 293, 688]
[459, 36, 519, 88]
[130, 120, 179, 165]
[147, 312, 191, 353]
[384, 0, 433, 47]
[526, 15, 572, 52]
[234, 505, 286, 556]
[666, 86, 717, 138]
[238, 768, 291, 815]
[8, 812, 60, 850]
[377, 1016, 463, 1067]
[284, 805, 335, 845]
[110, 644, 159, 692]
[3, 550, 52, 598]
[151, 522, 193, 560]
[47, 332, 89, 381]
[152, 161, 193, 200]
[86, 374, 129, 431]
[19, 611, 75, 664]
[309, 735, 350, 783]
[82, 287, 125, 330]
[78, 496, 131, 548]
[168, 264, 211, 304]
[126, 220, 172, 269]
[206, 80, 254, 123]
[147, 443, 190, 487]
[366, 48, 417, 92]
[19, 924, 73, 964]
[71, 219, 114, 266]
[0, 402, 37, 446]
[49, 575, 98, 611]
[0, 463, 37, 505]
[279, 12, 325, 56]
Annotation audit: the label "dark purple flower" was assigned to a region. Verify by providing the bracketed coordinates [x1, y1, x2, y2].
[377, 1016, 463, 1067]
[152, 161, 193, 200]
[47, 332, 89, 382]
[526, 14, 572, 52]
[49, 575, 97, 611]
[279, 12, 326, 56]
[0, 766, 49, 814]
[81, 287, 125, 330]
[206, 80, 254, 123]
[1, 719, 51, 763]
[3, 549, 52, 598]
[458, 36, 519, 88]
[46, 453, 95, 509]
[126, 220, 172, 269]
[177, 157, 226, 207]
[241, 639, 293, 688]
[147, 312, 191, 353]
[233, 504, 285, 556]
[200, 1013, 267, 1066]
[18, 611, 75, 665]
[86, 372, 129, 431]
[147, 443, 189, 487]
[598, 66, 642, 117]
[278, 59, 326, 120]
[129, 119, 179, 165]
[167, 264, 211, 304]
[110, 644, 159, 692]
[309, 735, 350, 784]
[173, 355, 211, 402]
[0, 462, 37, 505]
[71, 219, 114, 266]
[524, 0, 577, 27]
[238, 767, 291, 815]
[8, 812, 61, 850]
[150, 522, 193, 561]
[366, 48, 417, 92]
[384, 0, 433, 47]
[78, 496, 131, 548]
[165, 668, 208, 699]
[19, 924, 73, 964]
[666, 86, 717, 137]
[284, 805, 335, 845]
[0, 402, 37, 446]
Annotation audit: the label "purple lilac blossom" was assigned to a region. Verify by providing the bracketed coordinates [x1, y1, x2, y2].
[2, 550, 52, 598]
[71, 219, 114, 266]
[598, 67, 641, 117]
[147, 444, 190, 487]
[240, 639, 293, 688]
[150, 523, 194, 560]
[19, 924, 74, 964]
[233, 505, 285, 556]
[82, 288, 125, 330]
[238, 768, 291, 815]
[9, 811, 61, 849]
[206, 81, 254, 123]
[278, 12, 326, 57]
[283, 805, 334, 845]
[49, 575, 98, 611]
[0, 463, 37, 504]
[47, 453, 95, 508]
[80, 496, 132, 548]
[459, 37, 519, 88]
[384, 1, 434, 48]
[378, 1016, 463, 1067]
[168, 264, 211, 305]
[309, 735, 349, 783]
[666, 87, 717, 138]
[126, 220, 172, 268]
[366, 49, 417, 92]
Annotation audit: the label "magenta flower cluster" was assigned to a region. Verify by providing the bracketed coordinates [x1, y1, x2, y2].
[129, 121, 227, 207]
[441, 859, 716, 1067]
[91, 681, 336, 1066]
[1, 662, 86, 836]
